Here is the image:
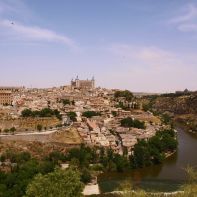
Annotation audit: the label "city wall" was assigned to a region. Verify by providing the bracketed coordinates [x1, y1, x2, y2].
[0, 117, 61, 131]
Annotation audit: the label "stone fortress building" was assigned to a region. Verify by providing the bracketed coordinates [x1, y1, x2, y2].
[0, 87, 22, 105]
[71, 76, 95, 90]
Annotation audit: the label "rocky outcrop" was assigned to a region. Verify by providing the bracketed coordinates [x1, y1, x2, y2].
[152, 95, 197, 115]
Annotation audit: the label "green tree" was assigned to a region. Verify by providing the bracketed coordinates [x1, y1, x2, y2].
[37, 124, 42, 132]
[67, 112, 77, 122]
[16, 152, 31, 163]
[62, 99, 70, 105]
[80, 168, 92, 184]
[21, 109, 33, 117]
[113, 154, 129, 172]
[161, 113, 171, 124]
[68, 145, 92, 168]
[3, 129, 10, 133]
[21, 108, 62, 120]
[10, 127, 16, 134]
[25, 169, 84, 197]
[112, 111, 117, 117]
[82, 111, 101, 118]
[131, 140, 151, 168]
[114, 90, 133, 102]
[121, 117, 146, 129]
[47, 151, 66, 164]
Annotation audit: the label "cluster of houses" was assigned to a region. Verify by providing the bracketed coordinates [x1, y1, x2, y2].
[0, 82, 166, 155]
[75, 109, 164, 155]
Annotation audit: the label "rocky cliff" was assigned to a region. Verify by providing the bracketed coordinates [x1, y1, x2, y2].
[141, 92, 197, 131]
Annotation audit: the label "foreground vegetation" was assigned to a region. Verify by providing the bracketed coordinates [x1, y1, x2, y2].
[25, 169, 83, 197]
[0, 128, 178, 196]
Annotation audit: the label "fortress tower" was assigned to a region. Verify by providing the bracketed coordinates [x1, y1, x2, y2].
[71, 76, 95, 90]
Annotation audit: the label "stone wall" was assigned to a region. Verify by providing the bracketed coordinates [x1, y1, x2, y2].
[0, 117, 61, 131]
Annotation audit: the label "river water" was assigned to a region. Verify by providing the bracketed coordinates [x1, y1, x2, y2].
[98, 127, 197, 193]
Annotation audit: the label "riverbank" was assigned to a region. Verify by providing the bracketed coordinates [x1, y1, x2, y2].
[174, 117, 197, 134]
[165, 150, 176, 159]
[106, 190, 184, 196]
[97, 126, 197, 194]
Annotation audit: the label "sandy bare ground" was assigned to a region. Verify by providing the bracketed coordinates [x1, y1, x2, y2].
[83, 184, 100, 196]
[0, 127, 82, 144]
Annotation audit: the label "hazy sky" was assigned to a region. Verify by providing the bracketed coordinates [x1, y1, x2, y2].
[0, 0, 197, 92]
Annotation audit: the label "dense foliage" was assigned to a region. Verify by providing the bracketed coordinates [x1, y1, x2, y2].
[82, 111, 101, 118]
[0, 129, 177, 196]
[1, 127, 16, 134]
[131, 129, 178, 168]
[25, 169, 84, 197]
[0, 151, 56, 197]
[114, 90, 133, 102]
[67, 129, 177, 172]
[121, 117, 146, 129]
[21, 108, 62, 120]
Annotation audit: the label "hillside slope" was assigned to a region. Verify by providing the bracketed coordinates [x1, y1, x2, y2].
[141, 92, 197, 131]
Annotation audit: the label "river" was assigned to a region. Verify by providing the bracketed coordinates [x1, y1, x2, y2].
[98, 127, 197, 193]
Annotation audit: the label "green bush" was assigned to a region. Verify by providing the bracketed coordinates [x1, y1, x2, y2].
[121, 117, 146, 129]
[67, 112, 77, 122]
[82, 111, 101, 118]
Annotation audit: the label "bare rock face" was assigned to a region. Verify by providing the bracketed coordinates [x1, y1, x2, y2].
[152, 95, 197, 115]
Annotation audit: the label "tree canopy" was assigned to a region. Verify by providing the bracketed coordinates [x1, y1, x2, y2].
[67, 112, 77, 122]
[21, 108, 62, 120]
[61, 99, 71, 105]
[25, 169, 84, 197]
[82, 111, 101, 118]
[131, 129, 178, 168]
[114, 90, 133, 101]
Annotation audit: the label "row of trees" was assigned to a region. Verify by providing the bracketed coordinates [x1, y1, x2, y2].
[82, 111, 101, 118]
[0, 127, 16, 134]
[21, 108, 62, 120]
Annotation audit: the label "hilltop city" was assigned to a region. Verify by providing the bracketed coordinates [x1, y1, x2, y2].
[0, 77, 170, 156]
[1, 77, 196, 196]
